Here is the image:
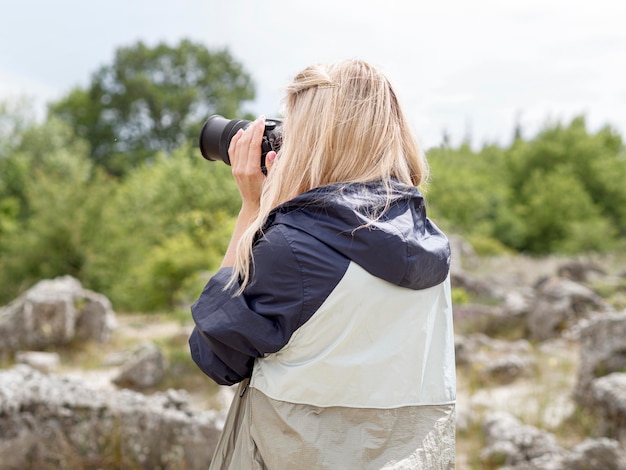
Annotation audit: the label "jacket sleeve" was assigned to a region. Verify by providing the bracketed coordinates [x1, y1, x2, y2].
[189, 226, 306, 385]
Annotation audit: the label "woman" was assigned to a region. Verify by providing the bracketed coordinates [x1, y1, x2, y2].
[189, 59, 456, 469]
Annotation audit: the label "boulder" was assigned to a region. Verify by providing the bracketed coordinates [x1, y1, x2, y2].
[526, 277, 606, 341]
[113, 341, 167, 389]
[588, 373, 626, 444]
[455, 334, 534, 385]
[481, 413, 626, 470]
[0, 364, 221, 469]
[561, 437, 626, 470]
[480, 411, 565, 467]
[478, 354, 535, 385]
[15, 351, 61, 373]
[0, 276, 116, 353]
[575, 311, 626, 404]
[451, 270, 500, 299]
[448, 234, 479, 272]
[557, 259, 606, 283]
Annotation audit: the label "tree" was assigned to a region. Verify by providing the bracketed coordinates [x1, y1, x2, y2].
[85, 145, 240, 311]
[426, 143, 508, 237]
[50, 39, 255, 175]
[425, 115, 626, 255]
[505, 116, 626, 242]
[0, 97, 35, 159]
[0, 117, 112, 302]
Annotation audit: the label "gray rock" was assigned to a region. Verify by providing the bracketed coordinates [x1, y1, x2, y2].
[15, 351, 61, 373]
[75, 290, 117, 343]
[575, 311, 626, 404]
[455, 333, 534, 384]
[481, 411, 565, 467]
[479, 354, 535, 385]
[0, 364, 221, 469]
[561, 438, 626, 470]
[451, 270, 499, 299]
[502, 288, 534, 316]
[557, 259, 606, 283]
[527, 277, 606, 341]
[588, 373, 626, 444]
[449, 234, 480, 272]
[113, 341, 167, 389]
[0, 276, 116, 353]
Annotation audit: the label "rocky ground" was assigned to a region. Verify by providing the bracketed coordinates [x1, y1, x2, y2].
[1, 245, 625, 469]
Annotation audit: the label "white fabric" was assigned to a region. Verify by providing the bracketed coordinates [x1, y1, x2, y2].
[251, 261, 456, 408]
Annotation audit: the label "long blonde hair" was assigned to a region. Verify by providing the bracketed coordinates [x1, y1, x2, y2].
[230, 59, 428, 290]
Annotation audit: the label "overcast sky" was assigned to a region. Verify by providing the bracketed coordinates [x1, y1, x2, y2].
[1, 0, 625, 149]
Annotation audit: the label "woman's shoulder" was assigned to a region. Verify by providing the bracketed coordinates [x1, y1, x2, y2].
[256, 220, 350, 281]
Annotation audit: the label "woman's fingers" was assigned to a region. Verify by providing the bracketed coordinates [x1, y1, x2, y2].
[229, 116, 265, 172]
[227, 116, 268, 207]
[265, 150, 277, 174]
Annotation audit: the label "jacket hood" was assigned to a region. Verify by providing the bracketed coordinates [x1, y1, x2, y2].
[263, 180, 450, 290]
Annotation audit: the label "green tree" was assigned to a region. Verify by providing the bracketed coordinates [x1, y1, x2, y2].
[514, 167, 614, 253]
[86, 145, 240, 311]
[504, 116, 626, 247]
[426, 115, 626, 255]
[50, 39, 255, 175]
[426, 143, 509, 246]
[0, 97, 35, 158]
[0, 117, 113, 301]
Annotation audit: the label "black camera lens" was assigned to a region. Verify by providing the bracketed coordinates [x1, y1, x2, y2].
[199, 115, 249, 165]
[198, 115, 283, 171]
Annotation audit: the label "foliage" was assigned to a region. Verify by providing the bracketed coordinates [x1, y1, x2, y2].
[0, 97, 35, 158]
[0, 110, 239, 310]
[0, 117, 111, 299]
[49, 39, 255, 175]
[86, 145, 239, 310]
[2, 45, 626, 312]
[426, 116, 626, 255]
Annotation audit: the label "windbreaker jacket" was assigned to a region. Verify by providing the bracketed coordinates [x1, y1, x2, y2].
[190, 180, 456, 469]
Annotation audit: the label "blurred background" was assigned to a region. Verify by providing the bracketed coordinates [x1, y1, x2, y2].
[1, 0, 625, 309]
[1, 1, 625, 468]
[3, 0, 626, 149]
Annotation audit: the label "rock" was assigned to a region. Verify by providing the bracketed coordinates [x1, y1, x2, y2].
[526, 277, 606, 341]
[455, 334, 534, 385]
[557, 259, 606, 283]
[454, 335, 474, 366]
[451, 270, 500, 299]
[75, 290, 117, 342]
[480, 411, 565, 467]
[561, 438, 626, 470]
[575, 311, 626, 404]
[0, 275, 116, 353]
[15, 351, 61, 373]
[0, 364, 221, 469]
[113, 341, 167, 389]
[478, 354, 535, 385]
[448, 234, 480, 272]
[588, 373, 626, 444]
[454, 303, 527, 339]
[502, 288, 534, 316]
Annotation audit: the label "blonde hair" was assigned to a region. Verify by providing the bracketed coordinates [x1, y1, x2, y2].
[230, 59, 428, 290]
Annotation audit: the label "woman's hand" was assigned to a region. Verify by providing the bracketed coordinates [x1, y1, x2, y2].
[228, 115, 277, 213]
[220, 116, 277, 268]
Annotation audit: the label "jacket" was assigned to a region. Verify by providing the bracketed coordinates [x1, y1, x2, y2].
[189, 179, 456, 469]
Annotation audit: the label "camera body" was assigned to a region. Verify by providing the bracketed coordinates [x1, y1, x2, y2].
[199, 115, 282, 173]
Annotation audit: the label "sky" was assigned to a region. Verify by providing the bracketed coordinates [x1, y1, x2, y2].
[1, 0, 625, 150]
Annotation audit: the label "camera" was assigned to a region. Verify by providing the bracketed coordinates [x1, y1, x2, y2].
[199, 115, 282, 173]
